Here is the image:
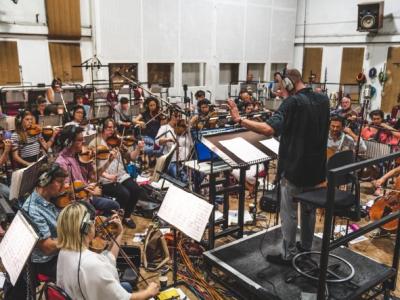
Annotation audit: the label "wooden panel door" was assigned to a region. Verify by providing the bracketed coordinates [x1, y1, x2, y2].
[0, 41, 20, 85]
[49, 43, 83, 82]
[46, 0, 81, 39]
[302, 48, 323, 83]
[381, 47, 400, 113]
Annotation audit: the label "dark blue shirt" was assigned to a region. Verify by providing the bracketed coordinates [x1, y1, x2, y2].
[266, 88, 330, 187]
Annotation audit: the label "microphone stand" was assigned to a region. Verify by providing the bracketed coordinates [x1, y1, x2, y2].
[355, 95, 370, 160]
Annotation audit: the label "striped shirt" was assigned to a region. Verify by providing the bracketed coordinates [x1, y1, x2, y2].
[11, 132, 41, 159]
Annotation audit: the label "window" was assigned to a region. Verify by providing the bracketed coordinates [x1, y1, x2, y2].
[148, 63, 174, 87]
[182, 63, 206, 87]
[108, 63, 138, 90]
[247, 63, 265, 82]
[219, 63, 239, 85]
[0, 41, 20, 85]
[270, 63, 287, 80]
[48, 42, 83, 82]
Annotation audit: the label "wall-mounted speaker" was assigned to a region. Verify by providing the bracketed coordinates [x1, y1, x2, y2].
[357, 1, 384, 32]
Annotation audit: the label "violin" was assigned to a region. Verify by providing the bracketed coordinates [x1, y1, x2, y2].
[106, 135, 121, 148]
[78, 145, 110, 163]
[54, 181, 90, 208]
[26, 124, 42, 136]
[96, 145, 111, 160]
[42, 126, 54, 139]
[174, 119, 188, 136]
[89, 215, 120, 253]
[196, 111, 218, 130]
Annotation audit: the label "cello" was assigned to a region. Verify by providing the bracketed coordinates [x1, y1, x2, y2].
[369, 177, 400, 231]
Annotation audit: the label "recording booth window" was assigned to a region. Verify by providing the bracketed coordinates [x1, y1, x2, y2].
[219, 63, 239, 85]
[182, 63, 206, 87]
[247, 63, 265, 82]
[147, 63, 174, 88]
[269, 63, 287, 81]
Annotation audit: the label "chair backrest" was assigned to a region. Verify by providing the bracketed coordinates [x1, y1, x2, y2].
[152, 144, 177, 182]
[327, 150, 354, 186]
[45, 282, 72, 300]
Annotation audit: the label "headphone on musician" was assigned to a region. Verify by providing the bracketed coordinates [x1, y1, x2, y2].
[37, 163, 63, 187]
[15, 109, 27, 127]
[280, 71, 295, 92]
[59, 125, 80, 148]
[77, 201, 96, 236]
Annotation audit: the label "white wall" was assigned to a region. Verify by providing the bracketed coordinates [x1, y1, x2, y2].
[93, 0, 298, 100]
[294, 0, 400, 111]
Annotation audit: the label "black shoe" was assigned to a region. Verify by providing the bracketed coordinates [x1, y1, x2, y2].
[123, 218, 136, 229]
[266, 254, 292, 266]
[296, 242, 309, 253]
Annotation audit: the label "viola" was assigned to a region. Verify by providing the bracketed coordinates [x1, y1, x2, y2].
[174, 119, 188, 136]
[54, 181, 90, 208]
[96, 145, 111, 160]
[196, 111, 218, 130]
[106, 135, 121, 148]
[78, 146, 95, 164]
[26, 124, 42, 136]
[89, 216, 120, 253]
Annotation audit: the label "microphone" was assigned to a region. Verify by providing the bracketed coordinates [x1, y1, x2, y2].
[183, 84, 188, 92]
[364, 84, 372, 99]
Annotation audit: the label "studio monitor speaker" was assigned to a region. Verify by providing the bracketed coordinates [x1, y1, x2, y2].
[357, 1, 384, 32]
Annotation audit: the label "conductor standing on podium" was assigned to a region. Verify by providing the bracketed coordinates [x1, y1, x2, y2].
[227, 69, 329, 265]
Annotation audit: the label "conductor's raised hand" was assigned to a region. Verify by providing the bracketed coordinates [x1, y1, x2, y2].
[227, 98, 241, 123]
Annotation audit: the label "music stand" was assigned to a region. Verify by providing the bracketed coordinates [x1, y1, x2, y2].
[38, 115, 63, 127]
[200, 128, 277, 247]
[157, 184, 213, 287]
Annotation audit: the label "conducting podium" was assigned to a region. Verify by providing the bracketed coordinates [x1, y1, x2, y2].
[197, 127, 278, 248]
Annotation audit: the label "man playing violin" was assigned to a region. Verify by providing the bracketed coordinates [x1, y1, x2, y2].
[4, 163, 67, 300]
[190, 99, 217, 129]
[115, 97, 133, 133]
[55, 125, 121, 216]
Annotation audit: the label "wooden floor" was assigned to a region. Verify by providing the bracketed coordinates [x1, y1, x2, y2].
[122, 179, 400, 299]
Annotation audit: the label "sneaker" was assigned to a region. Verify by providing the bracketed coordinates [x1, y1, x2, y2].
[266, 254, 292, 266]
[123, 218, 136, 229]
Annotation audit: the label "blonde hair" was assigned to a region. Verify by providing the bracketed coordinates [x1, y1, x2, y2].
[57, 203, 89, 251]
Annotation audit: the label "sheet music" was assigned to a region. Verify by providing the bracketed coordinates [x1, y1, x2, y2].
[0, 211, 39, 285]
[219, 137, 269, 163]
[157, 185, 213, 242]
[259, 138, 280, 155]
[10, 156, 47, 200]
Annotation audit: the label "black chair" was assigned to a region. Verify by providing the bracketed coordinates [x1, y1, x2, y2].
[291, 150, 360, 283]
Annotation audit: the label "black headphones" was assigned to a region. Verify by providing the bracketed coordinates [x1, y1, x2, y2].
[37, 163, 62, 187]
[77, 201, 95, 235]
[61, 125, 78, 148]
[15, 109, 27, 126]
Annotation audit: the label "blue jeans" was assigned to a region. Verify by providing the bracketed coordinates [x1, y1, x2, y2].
[0, 183, 10, 200]
[167, 162, 188, 183]
[143, 135, 163, 156]
[91, 196, 120, 217]
[120, 281, 133, 292]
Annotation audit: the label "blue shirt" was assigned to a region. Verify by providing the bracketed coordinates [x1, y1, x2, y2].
[22, 190, 59, 263]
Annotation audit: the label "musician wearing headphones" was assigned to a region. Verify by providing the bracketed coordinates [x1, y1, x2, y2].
[328, 115, 366, 154]
[190, 99, 217, 129]
[56, 202, 159, 299]
[90, 118, 147, 228]
[11, 110, 58, 168]
[55, 125, 120, 216]
[235, 89, 254, 112]
[228, 68, 330, 265]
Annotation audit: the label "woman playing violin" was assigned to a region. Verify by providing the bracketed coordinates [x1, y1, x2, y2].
[90, 118, 147, 229]
[55, 125, 120, 216]
[361, 109, 400, 145]
[11, 110, 59, 168]
[56, 202, 159, 300]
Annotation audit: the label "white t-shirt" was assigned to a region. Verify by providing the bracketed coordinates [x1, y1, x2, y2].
[57, 249, 130, 300]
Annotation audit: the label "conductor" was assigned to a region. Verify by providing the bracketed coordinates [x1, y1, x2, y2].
[227, 69, 330, 264]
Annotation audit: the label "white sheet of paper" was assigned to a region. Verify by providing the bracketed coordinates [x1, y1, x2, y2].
[0, 211, 39, 285]
[157, 185, 213, 242]
[259, 138, 280, 155]
[220, 137, 269, 163]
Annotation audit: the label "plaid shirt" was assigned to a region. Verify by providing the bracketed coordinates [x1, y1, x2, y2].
[22, 190, 59, 263]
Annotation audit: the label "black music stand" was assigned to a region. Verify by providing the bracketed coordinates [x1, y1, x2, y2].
[200, 128, 277, 248]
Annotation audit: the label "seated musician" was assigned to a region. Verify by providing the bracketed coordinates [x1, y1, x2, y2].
[331, 95, 358, 118]
[190, 99, 216, 129]
[4, 163, 68, 300]
[46, 78, 63, 105]
[193, 90, 206, 114]
[90, 118, 147, 229]
[11, 110, 58, 168]
[133, 97, 164, 167]
[328, 115, 366, 155]
[235, 89, 254, 112]
[115, 97, 133, 133]
[55, 125, 120, 216]
[32, 96, 50, 124]
[155, 111, 192, 183]
[361, 109, 400, 144]
[74, 94, 91, 117]
[374, 165, 400, 191]
[65, 105, 86, 128]
[56, 202, 159, 299]
[0, 129, 11, 200]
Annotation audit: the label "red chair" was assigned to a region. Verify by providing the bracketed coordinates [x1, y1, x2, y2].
[44, 282, 72, 300]
[37, 273, 51, 300]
